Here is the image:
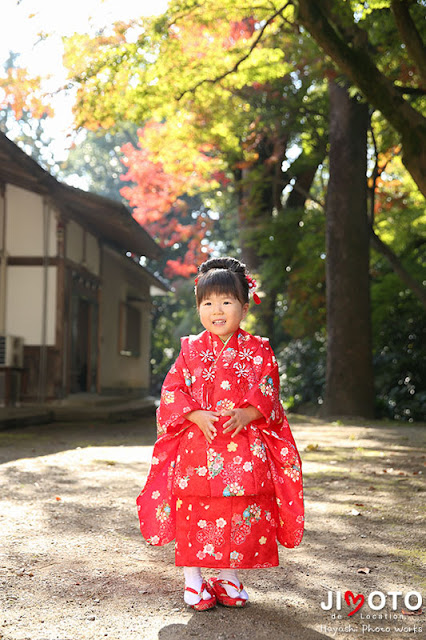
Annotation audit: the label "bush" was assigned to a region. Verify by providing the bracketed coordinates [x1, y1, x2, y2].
[277, 333, 326, 415]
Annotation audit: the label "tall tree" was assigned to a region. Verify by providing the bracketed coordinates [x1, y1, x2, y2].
[325, 80, 374, 417]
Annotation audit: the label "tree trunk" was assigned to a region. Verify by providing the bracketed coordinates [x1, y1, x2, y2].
[324, 81, 375, 418]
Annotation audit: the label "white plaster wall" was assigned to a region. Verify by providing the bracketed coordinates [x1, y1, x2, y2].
[0, 188, 4, 249]
[65, 219, 83, 264]
[99, 248, 151, 392]
[5, 265, 57, 345]
[6, 185, 56, 256]
[86, 233, 100, 275]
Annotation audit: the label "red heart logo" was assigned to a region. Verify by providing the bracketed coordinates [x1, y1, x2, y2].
[344, 590, 365, 616]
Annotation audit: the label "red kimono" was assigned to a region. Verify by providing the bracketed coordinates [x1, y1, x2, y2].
[136, 329, 304, 569]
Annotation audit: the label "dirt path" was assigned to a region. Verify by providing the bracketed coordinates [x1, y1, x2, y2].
[0, 416, 424, 640]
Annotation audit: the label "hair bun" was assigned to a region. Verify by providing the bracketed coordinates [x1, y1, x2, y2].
[198, 256, 247, 275]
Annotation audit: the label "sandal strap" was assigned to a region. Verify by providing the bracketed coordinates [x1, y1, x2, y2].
[185, 579, 211, 598]
[217, 578, 243, 593]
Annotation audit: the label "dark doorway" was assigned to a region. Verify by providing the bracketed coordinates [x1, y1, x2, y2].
[70, 294, 98, 393]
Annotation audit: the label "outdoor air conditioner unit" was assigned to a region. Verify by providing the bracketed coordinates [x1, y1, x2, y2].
[0, 335, 25, 368]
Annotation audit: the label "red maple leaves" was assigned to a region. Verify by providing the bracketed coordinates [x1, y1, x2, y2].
[120, 123, 215, 278]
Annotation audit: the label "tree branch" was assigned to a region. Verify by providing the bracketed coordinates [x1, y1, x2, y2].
[395, 85, 426, 96]
[391, 0, 426, 85]
[176, 1, 292, 101]
[370, 225, 426, 309]
[164, 2, 207, 29]
[296, 0, 426, 197]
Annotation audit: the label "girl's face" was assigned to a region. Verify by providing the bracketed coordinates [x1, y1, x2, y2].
[198, 292, 249, 343]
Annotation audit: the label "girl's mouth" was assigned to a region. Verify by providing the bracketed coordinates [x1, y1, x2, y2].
[213, 320, 226, 325]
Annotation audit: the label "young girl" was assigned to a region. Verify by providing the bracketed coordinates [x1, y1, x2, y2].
[136, 257, 304, 611]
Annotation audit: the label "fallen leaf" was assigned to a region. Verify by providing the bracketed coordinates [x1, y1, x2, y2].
[55, 496, 61, 501]
[355, 503, 365, 507]
[305, 443, 319, 451]
[401, 608, 422, 616]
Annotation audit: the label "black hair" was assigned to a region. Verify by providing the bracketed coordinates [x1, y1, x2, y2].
[195, 257, 249, 306]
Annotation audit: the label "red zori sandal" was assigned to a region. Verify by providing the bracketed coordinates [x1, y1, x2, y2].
[208, 578, 248, 607]
[185, 580, 217, 611]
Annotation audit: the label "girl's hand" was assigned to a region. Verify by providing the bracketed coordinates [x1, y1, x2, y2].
[222, 406, 262, 437]
[185, 410, 220, 444]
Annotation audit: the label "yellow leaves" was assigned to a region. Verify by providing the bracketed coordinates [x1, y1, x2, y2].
[138, 118, 225, 192]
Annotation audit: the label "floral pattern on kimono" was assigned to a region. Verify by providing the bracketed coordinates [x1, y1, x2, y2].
[136, 329, 304, 564]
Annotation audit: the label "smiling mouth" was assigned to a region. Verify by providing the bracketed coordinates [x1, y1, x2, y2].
[212, 320, 226, 325]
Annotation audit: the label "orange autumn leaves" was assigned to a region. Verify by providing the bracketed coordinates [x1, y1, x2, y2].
[0, 65, 53, 120]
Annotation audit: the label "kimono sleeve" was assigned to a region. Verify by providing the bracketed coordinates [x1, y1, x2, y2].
[156, 338, 201, 436]
[241, 338, 284, 429]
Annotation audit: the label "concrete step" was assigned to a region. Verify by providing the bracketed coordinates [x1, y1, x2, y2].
[0, 396, 158, 428]
[51, 396, 158, 422]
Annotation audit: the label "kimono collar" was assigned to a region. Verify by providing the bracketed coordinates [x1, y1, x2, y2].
[208, 328, 249, 356]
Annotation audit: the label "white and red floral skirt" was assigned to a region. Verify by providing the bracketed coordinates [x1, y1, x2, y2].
[175, 494, 279, 569]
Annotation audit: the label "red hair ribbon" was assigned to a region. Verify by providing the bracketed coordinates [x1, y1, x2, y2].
[246, 275, 261, 305]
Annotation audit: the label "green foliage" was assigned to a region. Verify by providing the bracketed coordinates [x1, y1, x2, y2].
[370, 181, 426, 421]
[372, 276, 426, 422]
[150, 280, 201, 392]
[58, 126, 139, 199]
[277, 332, 326, 413]
[283, 210, 326, 339]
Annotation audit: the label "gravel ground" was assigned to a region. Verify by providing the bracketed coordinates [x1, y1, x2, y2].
[0, 415, 424, 640]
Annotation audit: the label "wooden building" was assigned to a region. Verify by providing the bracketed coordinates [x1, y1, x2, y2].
[0, 132, 168, 404]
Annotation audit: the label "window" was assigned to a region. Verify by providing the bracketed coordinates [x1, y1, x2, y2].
[119, 302, 141, 357]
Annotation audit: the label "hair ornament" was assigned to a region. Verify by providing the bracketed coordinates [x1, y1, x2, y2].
[246, 274, 261, 305]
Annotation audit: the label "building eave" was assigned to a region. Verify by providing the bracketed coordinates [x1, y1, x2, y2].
[0, 131, 162, 260]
